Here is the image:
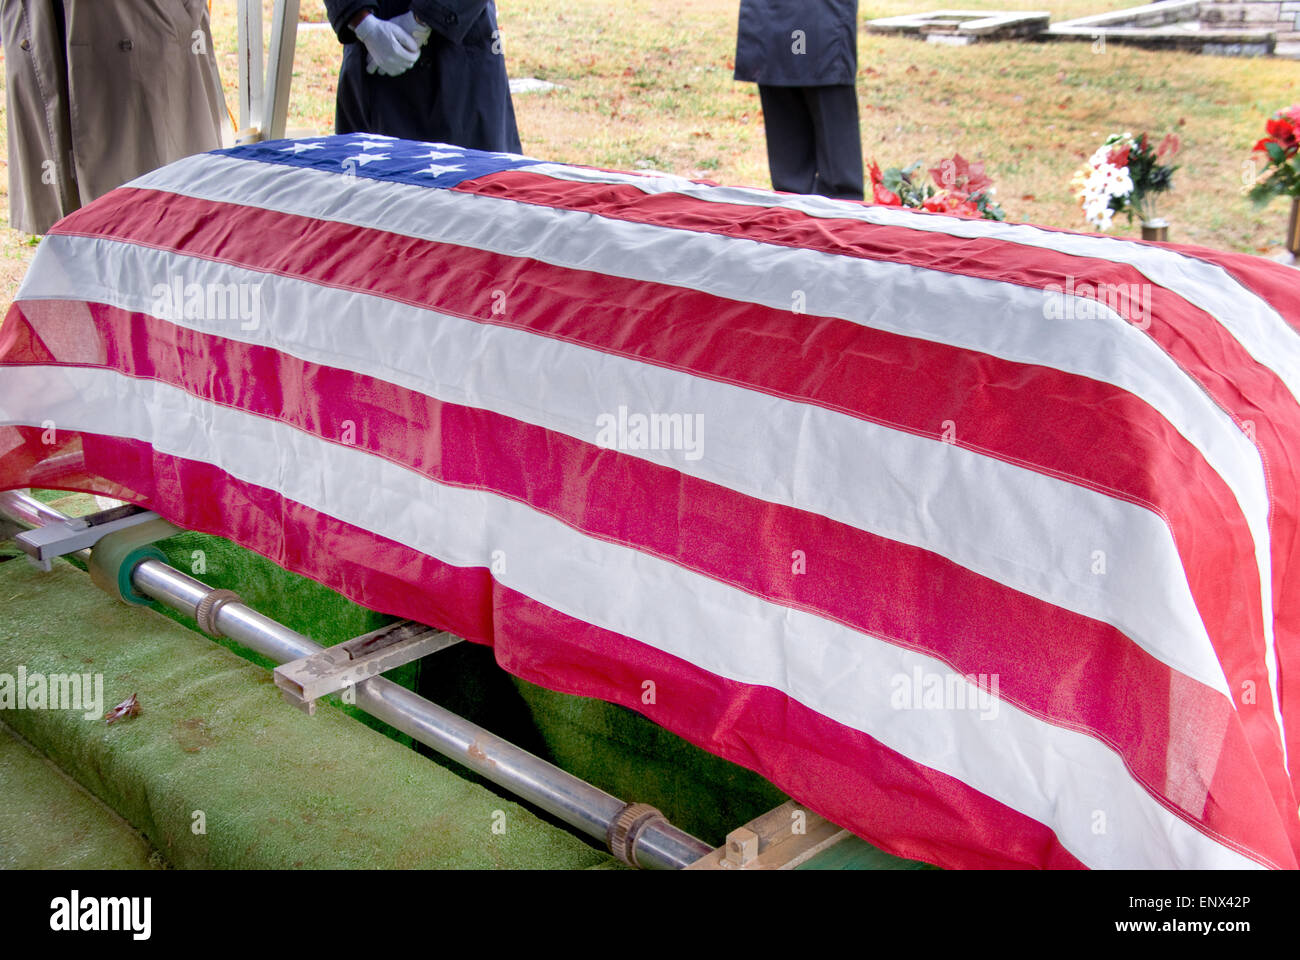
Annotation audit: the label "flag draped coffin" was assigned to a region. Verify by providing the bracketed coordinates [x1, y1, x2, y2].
[2, 134, 1299, 870]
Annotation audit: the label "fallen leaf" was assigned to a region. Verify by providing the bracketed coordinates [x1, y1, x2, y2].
[105, 693, 141, 725]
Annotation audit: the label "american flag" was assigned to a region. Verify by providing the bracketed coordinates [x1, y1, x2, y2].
[2, 134, 1299, 869]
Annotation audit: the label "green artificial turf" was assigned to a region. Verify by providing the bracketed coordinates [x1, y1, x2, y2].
[146, 528, 418, 747]
[30, 492, 415, 746]
[13, 490, 922, 868]
[0, 721, 164, 869]
[0, 555, 618, 869]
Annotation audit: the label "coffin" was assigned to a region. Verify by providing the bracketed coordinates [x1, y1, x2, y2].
[2, 134, 1299, 869]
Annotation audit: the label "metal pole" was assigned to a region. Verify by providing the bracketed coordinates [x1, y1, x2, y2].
[0, 494, 712, 869]
[0, 490, 68, 529]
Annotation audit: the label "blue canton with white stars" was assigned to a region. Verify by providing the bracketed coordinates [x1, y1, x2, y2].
[215, 134, 543, 191]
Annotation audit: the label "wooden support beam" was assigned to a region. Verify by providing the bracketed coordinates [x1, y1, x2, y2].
[686, 800, 850, 870]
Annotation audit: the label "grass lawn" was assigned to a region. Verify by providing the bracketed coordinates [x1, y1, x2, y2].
[2, 0, 1298, 307]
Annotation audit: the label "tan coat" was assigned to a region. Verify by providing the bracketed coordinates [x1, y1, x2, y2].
[1, 0, 227, 234]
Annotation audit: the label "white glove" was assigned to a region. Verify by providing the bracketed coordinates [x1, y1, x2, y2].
[393, 11, 432, 47]
[354, 12, 420, 77]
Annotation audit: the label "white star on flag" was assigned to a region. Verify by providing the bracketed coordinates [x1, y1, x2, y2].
[349, 141, 389, 150]
[345, 153, 389, 166]
[423, 163, 465, 177]
[279, 142, 325, 154]
[426, 149, 462, 161]
[353, 132, 394, 140]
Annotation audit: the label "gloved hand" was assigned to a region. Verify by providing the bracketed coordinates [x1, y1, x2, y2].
[353, 12, 420, 77]
[392, 11, 432, 47]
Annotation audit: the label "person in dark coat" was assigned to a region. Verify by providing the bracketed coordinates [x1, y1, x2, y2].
[324, 1, 521, 153]
[734, 0, 863, 200]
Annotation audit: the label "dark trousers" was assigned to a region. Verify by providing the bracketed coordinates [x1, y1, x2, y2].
[757, 84, 864, 201]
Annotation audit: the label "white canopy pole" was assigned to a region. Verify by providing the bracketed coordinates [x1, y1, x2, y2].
[264, 0, 301, 140]
[237, 0, 299, 142]
[236, 0, 264, 136]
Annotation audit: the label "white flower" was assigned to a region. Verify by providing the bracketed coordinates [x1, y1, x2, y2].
[1075, 154, 1135, 231]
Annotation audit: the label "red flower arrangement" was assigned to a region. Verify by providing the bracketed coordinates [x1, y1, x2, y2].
[1250, 104, 1300, 206]
[868, 154, 1005, 221]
